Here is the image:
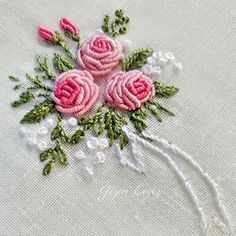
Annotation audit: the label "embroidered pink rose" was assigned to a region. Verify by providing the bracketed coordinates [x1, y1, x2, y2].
[38, 26, 57, 42]
[77, 35, 124, 77]
[105, 70, 155, 110]
[51, 70, 99, 116]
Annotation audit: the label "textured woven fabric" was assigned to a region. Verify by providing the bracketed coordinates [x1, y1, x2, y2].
[0, 0, 235, 235]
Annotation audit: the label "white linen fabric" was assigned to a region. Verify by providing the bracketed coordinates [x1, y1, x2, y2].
[0, 0, 235, 235]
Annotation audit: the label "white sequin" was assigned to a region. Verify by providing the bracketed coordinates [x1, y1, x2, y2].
[87, 137, 99, 150]
[37, 141, 48, 151]
[37, 127, 49, 137]
[45, 118, 56, 129]
[67, 117, 78, 127]
[91, 151, 106, 165]
[99, 138, 109, 149]
[173, 63, 183, 75]
[26, 137, 37, 147]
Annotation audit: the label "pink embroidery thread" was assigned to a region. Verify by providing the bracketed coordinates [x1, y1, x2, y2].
[38, 26, 57, 42]
[51, 70, 99, 116]
[60, 18, 79, 36]
[77, 35, 124, 78]
[105, 70, 155, 110]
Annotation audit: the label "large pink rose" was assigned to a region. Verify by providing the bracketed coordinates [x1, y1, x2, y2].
[51, 70, 99, 116]
[105, 70, 155, 110]
[77, 35, 124, 77]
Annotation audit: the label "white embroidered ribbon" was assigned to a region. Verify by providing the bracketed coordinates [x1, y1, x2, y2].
[122, 127, 233, 235]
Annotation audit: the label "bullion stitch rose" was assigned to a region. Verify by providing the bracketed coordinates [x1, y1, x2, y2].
[51, 70, 99, 116]
[77, 35, 124, 77]
[105, 70, 155, 110]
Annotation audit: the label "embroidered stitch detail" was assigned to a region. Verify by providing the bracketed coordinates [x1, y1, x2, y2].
[105, 70, 155, 110]
[51, 70, 99, 116]
[77, 35, 124, 77]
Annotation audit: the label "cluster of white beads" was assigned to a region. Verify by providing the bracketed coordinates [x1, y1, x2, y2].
[19, 117, 57, 152]
[75, 137, 109, 178]
[142, 51, 182, 77]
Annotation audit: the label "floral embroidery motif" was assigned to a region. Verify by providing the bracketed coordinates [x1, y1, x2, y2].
[10, 10, 181, 175]
[51, 70, 99, 116]
[105, 70, 155, 110]
[77, 35, 124, 77]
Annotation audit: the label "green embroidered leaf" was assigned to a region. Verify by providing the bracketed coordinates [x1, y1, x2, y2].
[144, 102, 162, 122]
[9, 76, 19, 82]
[69, 129, 85, 144]
[153, 81, 179, 98]
[40, 148, 53, 161]
[35, 55, 56, 81]
[51, 117, 70, 143]
[130, 107, 148, 133]
[13, 84, 21, 90]
[26, 74, 53, 91]
[122, 48, 153, 71]
[104, 108, 123, 145]
[43, 157, 56, 176]
[119, 133, 129, 150]
[151, 100, 175, 116]
[20, 98, 54, 123]
[53, 53, 74, 73]
[102, 9, 129, 37]
[11, 91, 35, 107]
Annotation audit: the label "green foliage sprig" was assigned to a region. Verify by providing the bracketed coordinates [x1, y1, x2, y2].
[53, 53, 74, 73]
[26, 74, 53, 91]
[154, 81, 179, 98]
[64, 31, 81, 49]
[35, 55, 56, 81]
[41, 141, 68, 176]
[11, 91, 35, 107]
[102, 9, 129, 37]
[122, 48, 153, 71]
[20, 98, 54, 123]
[9, 76, 20, 82]
[130, 107, 148, 133]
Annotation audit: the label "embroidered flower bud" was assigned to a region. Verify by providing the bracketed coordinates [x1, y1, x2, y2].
[38, 26, 57, 42]
[60, 17, 79, 36]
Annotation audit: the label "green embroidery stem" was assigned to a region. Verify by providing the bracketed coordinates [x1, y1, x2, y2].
[65, 31, 81, 49]
[130, 107, 148, 133]
[144, 102, 162, 122]
[9, 75, 20, 82]
[151, 100, 175, 116]
[122, 48, 153, 71]
[53, 53, 74, 73]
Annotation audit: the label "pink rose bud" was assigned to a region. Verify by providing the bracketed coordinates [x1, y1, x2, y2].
[38, 26, 57, 42]
[60, 17, 79, 36]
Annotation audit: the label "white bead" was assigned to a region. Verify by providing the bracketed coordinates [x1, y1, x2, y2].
[81, 166, 94, 177]
[19, 126, 29, 136]
[87, 137, 99, 150]
[92, 151, 106, 165]
[173, 63, 182, 75]
[45, 118, 56, 129]
[75, 150, 86, 160]
[147, 56, 156, 66]
[151, 67, 161, 76]
[37, 127, 49, 137]
[99, 138, 109, 149]
[156, 57, 168, 66]
[67, 117, 78, 127]
[142, 64, 153, 75]
[26, 137, 37, 147]
[165, 52, 175, 63]
[37, 141, 48, 151]
[152, 51, 163, 59]
[122, 39, 132, 52]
